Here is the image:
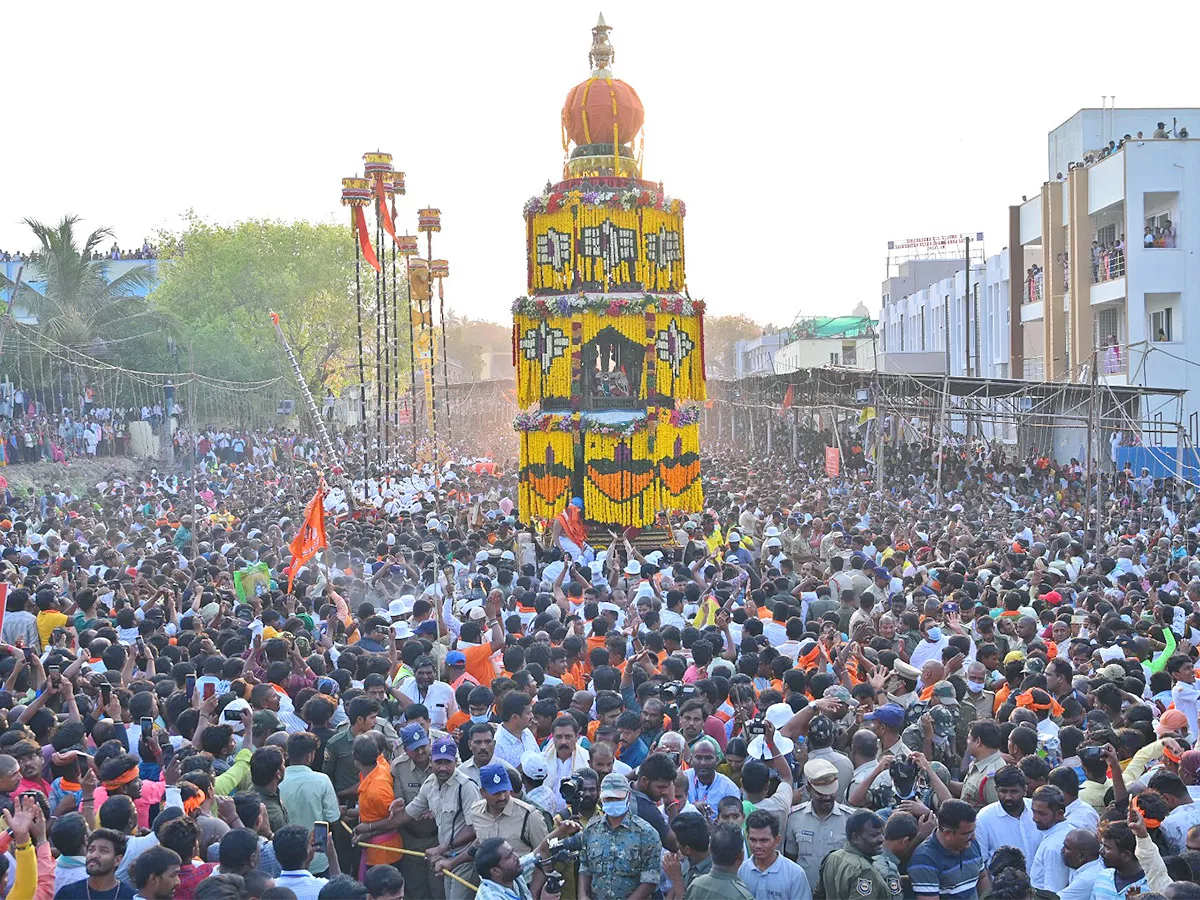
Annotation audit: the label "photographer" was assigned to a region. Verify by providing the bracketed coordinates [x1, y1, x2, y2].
[472, 819, 581, 900]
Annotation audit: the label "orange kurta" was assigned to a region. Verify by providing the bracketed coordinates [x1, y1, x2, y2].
[359, 756, 402, 866]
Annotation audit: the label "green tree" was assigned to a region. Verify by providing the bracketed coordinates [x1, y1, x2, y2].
[0, 215, 158, 347]
[703, 314, 773, 379]
[150, 216, 391, 394]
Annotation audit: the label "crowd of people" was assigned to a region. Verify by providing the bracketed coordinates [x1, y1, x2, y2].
[0, 243, 159, 264]
[0, 421, 1194, 900]
[1093, 238, 1126, 284]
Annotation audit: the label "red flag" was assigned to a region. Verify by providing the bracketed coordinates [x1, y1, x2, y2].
[287, 483, 328, 591]
[0, 582, 8, 638]
[375, 177, 399, 246]
[355, 207, 381, 272]
[824, 447, 841, 477]
[782, 384, 795, 412]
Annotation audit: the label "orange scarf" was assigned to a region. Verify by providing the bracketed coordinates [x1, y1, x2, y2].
[183, 789, 207, 816]
[1015, 690, 1064, 718]
[557, 506, 587, 548]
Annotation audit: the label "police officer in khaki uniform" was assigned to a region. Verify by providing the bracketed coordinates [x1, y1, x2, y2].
[959, 719, 1006, 808]
[784, 759, 856, 891]
[393, 724, 438, 900]
[465, 762, 549, 858]
[389, 736, 481, 900]
[817, 810, 900, 900]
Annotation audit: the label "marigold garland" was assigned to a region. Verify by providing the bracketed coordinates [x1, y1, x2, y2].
[513, 406, 701, 435]
[513, 314, 573, 408]
[512, 294, 703, 318]
[582, 431, 658, 527]
[655, 420, 703, 512]
[653, 314, 706, 401]
[528, 203, 684, 293]
[518, 431, 575, 521]
[523, 187, 686, 218]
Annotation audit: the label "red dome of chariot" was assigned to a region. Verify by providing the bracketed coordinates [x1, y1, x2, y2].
[560, 15, 644, 149]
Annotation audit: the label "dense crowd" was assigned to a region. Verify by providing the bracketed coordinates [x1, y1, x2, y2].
[0, 425, 1195, 900]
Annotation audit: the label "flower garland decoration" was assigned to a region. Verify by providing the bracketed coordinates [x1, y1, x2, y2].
[523, 187, 686, 219]
[513, 406, 700, 436]
[518, 431, 574, 521]
[655, 420, 703, 512]
[527, 202, 685, 293]
[513, 315, 573, 407]
[511, 294, 704, 318]
[583, 431, 658, 527]
[653, 314, 706, 401]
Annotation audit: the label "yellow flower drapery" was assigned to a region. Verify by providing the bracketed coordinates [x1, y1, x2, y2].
[582, 431, 657, 527]
[653, 314, 706, 401]
[655, 419, 702, 512]
[514, 314, 573, 408]
[527, 204, 685, 293]
[518, 431, 575, 522]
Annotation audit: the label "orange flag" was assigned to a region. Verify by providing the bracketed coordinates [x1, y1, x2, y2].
[287, 482, 328, 592]
[782, 384, 795, 412]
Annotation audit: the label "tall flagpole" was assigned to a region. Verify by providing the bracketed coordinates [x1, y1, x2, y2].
[341, 177, 372, 481]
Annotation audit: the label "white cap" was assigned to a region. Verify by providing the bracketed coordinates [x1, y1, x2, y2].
[468, 607, 488, 622]
[475, 550, 490, 563]
[500, 550, 515, 561]
[520, 750, 548, 781]
[224, 698, 251, 733]
[624, 560, 641, 576]
[727, 531, 741, 543]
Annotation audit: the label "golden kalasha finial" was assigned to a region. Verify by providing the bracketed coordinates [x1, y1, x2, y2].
[589, 12, 614, 75]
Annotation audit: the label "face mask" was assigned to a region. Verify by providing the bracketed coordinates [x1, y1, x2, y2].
[470, 714, 490, 725]
[926, 627, 942, 642]
[966, 680, 985, 694]
[601, 798, 628, 817]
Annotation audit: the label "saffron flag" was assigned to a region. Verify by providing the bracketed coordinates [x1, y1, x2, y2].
[375, 177, 400, 246]
[825, 446, 840, 478]
[354, 207, 381, 272]
[782, 384, 795, 412]
[287, 483, 328, 592]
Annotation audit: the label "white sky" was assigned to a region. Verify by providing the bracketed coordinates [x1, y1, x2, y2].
[4, 1, 1199, 326]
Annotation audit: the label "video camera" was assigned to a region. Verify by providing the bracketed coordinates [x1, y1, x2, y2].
[746, 715, 767, 737]
[534, 834, 584, 894]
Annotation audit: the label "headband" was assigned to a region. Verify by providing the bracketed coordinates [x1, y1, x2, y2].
[1132, 795, 1162, 830]
[182, 789, 207, 816]
[102, 766, 139, 791]
[1163, 745, 1183, 765]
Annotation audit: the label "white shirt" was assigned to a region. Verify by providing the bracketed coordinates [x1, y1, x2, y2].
[1060, 856, 1105, 900]
[493, 724, 540, 769]
[975, 799, 1043, 868]
[274, 870, 329, 900]
[398, 679, 457, 729]
[1030, 819, 1074, 891]
[1172, 680, 1200, 742]
[909, 636, 948, 670]
[1064, 797, 1099, 832]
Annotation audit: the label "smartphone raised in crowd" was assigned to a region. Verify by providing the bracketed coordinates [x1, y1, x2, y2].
[141, 717, 153, 740]
[185, 674, 196, 702]
[313, 821, 329, 854]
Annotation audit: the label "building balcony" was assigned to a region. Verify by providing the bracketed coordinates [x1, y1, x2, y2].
[1020, 300, 1044, 323]
[1022, 357, 1045, 380]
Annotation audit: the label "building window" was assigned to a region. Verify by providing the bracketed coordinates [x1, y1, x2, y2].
[1151, 307, 1173, 342]
[1144, 192, 1179, 248]
[829, 352, 840, 365]
[920, 308, 926, 350]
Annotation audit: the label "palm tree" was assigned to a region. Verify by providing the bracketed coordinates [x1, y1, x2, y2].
[0, 215, 159, 348]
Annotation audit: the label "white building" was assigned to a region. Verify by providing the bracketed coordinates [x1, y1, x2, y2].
[1014, 108, 1200, 450]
